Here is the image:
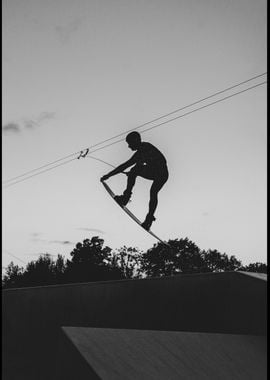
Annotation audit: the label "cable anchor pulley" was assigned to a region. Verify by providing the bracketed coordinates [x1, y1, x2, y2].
[77, 148, 89, 159]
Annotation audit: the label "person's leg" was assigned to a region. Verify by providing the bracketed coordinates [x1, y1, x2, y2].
[124, 165, 142, 196]
[148, 184, 159, 216]
[144, 180, 164, 215]
[115, 165, 144, 206]
[116, 164, 168, 216]
[142, 170, 169, 230]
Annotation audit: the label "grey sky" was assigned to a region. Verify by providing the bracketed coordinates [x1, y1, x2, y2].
[2, 0, 267, 269]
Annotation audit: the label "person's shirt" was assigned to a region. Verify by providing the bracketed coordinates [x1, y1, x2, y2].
[131, 142, 167, 167]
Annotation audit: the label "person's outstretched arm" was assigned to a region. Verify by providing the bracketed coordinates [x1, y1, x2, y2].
[100, 156, 136, 181]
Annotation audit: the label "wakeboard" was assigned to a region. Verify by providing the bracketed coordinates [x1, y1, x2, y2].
[101, 180, 170, 247]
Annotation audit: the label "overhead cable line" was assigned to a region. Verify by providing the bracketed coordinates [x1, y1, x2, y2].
[3, 249, 27, 265]
[3, 72, 266, 185]
[3, 151, 80, 185]
[4, 158, 77, 188]
[69, 72, 268, 154]
[4, 80, 267, 188]
[81, 80, 267, 156]
[3, 74, 267, 188]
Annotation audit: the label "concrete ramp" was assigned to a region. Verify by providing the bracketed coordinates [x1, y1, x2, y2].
[2, 271, 267, 380]
[58, 327, 267, 380]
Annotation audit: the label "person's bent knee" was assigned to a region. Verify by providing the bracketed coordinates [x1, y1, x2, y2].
[151, 177, 167, 194]
[129, 164, 143, 176]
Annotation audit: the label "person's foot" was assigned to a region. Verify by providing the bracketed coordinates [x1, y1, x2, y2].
[141, 214, 156, 231]
[114, 192, 131, 206]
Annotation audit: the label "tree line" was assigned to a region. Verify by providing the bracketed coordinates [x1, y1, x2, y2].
[2, 236, 267, 289]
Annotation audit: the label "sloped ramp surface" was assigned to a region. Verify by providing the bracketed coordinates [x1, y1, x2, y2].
[3, 271, 267, 379]
[58, 327, 267, 380]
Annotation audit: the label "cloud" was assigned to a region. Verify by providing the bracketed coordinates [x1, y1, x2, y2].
[3, 112, 56, 135]
[49, 240, 74, 245]
[39, 111, 56, 121]
[31, 234, 73, 246]
[55, 19, 81, 44]
[31, 232, 42, 238]
[24, 111, 56, 129]
[2, 122, 21, 134]
[77, 228, 105, 235]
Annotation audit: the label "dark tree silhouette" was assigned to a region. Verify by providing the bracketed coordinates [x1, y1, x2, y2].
[201, 250, 242, 272]
[64, 236, 124, 283]
[141, 238, 203, 277]
[20, 254, 67, 287]
[52, 254, 68, 283]
[22, 254, 54, 286]
[239, 262, 267, 273]
[2, 254, 67, 288]
[108, 246, 143, 279]
[2, 236, 266, 289]
[141, 238, 243, 277]
[2, 262, 24, 289]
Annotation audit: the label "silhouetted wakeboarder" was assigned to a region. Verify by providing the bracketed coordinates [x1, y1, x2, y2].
[100, 131, 169, 231]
